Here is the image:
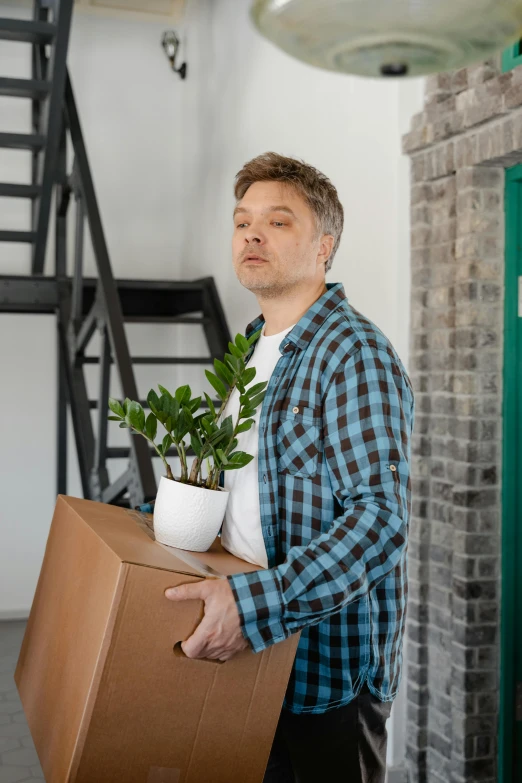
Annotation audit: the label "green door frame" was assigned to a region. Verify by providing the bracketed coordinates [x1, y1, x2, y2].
[501, 164, 522, 783]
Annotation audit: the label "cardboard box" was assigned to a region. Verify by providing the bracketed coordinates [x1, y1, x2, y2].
[15, 495, 299, 783]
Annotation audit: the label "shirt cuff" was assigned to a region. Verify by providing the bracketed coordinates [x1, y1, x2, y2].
[227, 568, 287, 653]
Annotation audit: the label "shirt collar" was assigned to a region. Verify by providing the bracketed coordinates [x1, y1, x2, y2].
[245, 282, 348, 355]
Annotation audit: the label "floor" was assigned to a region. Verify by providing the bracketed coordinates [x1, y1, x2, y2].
[0, 621, 44, 782]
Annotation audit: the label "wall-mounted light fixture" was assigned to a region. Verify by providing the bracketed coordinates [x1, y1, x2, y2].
[161, 30, 187, 80]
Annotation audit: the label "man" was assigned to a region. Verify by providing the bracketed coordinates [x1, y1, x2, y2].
[164, 152, 415, 782]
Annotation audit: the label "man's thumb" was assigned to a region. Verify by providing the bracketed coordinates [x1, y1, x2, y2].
[164, 582, 204, 601]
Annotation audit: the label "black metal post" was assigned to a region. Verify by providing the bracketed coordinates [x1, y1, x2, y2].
[92, 322, 111, 497]
[56, 325, 68, 495]
[71, 188, 85, 326]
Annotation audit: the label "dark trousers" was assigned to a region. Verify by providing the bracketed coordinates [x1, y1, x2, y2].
[263, 685, 392, 783]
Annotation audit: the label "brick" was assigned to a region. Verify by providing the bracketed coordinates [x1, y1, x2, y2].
[452, 579, 497, 601]
[453, 621, 497, 647]
[504, 83, 522, 109]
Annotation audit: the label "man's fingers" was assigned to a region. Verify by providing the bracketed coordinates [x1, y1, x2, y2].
[164, 581, 205, 602]
[181, 619, 214, 659]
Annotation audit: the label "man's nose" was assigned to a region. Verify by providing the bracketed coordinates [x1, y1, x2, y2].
[244, 223, 265, 244]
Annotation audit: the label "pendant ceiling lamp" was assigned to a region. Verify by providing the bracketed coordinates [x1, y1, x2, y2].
[250, 0, 522, 78]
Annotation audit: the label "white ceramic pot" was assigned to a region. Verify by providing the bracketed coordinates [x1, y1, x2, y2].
[153, 476, 229, 551]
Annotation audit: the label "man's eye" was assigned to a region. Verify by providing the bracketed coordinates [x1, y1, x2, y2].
[272, 221, 285, 227]
[236, 223, 248, 229]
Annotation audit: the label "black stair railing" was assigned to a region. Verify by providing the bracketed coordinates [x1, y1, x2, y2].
[57, 72, 157, 507]
[32, 0, 73, 273]
[0, 0, 73, 255]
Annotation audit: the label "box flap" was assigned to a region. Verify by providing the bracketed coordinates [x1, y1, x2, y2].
[59, 496, 260, 578]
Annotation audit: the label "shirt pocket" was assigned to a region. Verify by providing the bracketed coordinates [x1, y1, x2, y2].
[276, 402, 322, 479]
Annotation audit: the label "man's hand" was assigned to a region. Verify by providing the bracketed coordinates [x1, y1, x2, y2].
[164, 579, 249, 661]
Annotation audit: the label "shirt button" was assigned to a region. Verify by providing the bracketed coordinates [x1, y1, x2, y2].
[263, 474, 267, 483]
[292, 406, 299, 414]
[389, 465, 397, 472]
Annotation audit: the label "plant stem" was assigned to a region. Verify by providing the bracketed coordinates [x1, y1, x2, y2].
[178, 440, 188, 482]
[143, 433, 174, 480]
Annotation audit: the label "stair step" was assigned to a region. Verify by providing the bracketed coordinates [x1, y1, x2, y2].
[0, 132, 45, 151]
[0, 183, 41, 199]
[0, 17, 56, 44]
[90, 398, 220, 410]
[0, 230, 36, 243]
[81, 356, 214, 365]
[107, 447, 195, 460]
[124, 315, 211, 324]
[0, 77, 51, 100]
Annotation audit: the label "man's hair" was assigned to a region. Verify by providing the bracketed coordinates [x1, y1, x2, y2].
[234, 152, 344, 273]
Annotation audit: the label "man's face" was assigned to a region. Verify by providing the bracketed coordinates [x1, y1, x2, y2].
[232, 181, 330, 297]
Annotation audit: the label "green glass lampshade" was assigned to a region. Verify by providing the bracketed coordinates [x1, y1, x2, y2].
[250, 0, 522, 78]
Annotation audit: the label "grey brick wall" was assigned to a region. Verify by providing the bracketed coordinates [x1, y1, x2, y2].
[403, 54, 519, 783]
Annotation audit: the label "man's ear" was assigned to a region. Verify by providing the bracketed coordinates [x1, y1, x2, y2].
[317, 234, 335, 268]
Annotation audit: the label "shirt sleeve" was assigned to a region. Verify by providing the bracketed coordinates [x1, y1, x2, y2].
[226, 344, 415, 653]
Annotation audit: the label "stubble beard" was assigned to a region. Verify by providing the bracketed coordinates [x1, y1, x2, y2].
[235, 257, 303, 300]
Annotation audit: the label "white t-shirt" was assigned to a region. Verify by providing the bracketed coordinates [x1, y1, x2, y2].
[220, 322, 295, 568]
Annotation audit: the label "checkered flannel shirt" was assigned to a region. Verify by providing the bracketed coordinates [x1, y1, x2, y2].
[225, 282, 415, 714]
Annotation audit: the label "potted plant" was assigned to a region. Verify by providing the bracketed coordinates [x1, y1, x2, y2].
[108, 331, 267, 551]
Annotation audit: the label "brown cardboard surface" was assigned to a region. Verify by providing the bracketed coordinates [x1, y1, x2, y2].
[15, 495, 299, 783]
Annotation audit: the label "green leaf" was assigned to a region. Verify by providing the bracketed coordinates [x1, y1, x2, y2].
[119, 422, 129, 428]
[122, 398, 131, 415]
[153, 394, 169, 424]
[158, 384, 173, 398]
[228, 341, 243, 359]
[108, 398, 124, 418]
[214, 359, 234, 386]
[209, 428, 228, 447]
[248, 391, 266, 410]
[108, 415, 122, 421]
[236, 419, 254, 434]
[147, 389, 160, 416]
[239, 407, 256, 419]
[174, 384, 192, 404]
[224, 352, 239, 372]
[189, 396, 202, 414]
[204, 392, 216, 418]
[216, 448, 228, 465]
[245, 381, 267, 398]
[220, 414, 234, 436]
[162, 434, 173, 455]
[145, 412, 157, 441]
[201, 416, 213, 436]
[228, 451, 254, 467]
[247, 329, 262, 346]
[235, 333, 249, 353]
[126, 401, 145, 432]
[222, 453, 254, 471]
[190, 433, 203, 458]
[205, 370, 227, 401]
[241, 367, 256, 386]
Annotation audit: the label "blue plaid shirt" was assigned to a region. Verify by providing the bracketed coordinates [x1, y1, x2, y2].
[226, 282, 415, 714]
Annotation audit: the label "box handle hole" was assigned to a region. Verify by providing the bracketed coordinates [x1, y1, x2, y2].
[172, 641, 225, 665]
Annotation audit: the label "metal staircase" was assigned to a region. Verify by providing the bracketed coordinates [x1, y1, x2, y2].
[0, 1, 232, 508]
